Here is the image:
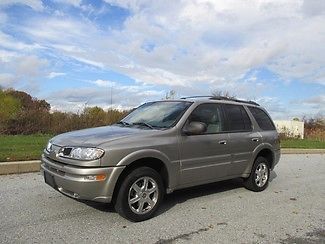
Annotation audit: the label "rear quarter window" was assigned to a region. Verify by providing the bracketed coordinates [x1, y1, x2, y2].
[248, 107, 276, 131]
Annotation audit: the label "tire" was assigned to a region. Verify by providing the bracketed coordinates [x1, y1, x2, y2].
[244, 156, 270, 192]
[114, 167, 164, 222]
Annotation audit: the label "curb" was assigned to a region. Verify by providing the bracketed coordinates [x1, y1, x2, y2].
[0, 149, 324, 175]
[0, 160, 41, 175]
[281, 148, 325, 154]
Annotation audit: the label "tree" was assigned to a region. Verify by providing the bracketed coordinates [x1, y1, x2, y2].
[0, 90, 21, 120]
[0, 90, 21, 133]
[211, 90, 236, 99]
[6, 89, 50, 112]
[165, 90, 177, 100]
[83, 106, 106, 127]
[0, 88, 127, 135]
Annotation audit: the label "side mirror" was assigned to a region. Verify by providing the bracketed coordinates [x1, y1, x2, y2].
[183, 121, 207, 135]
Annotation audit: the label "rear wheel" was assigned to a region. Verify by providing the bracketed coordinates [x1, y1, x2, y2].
[244, 156, 270, 192]
[115, 167, 164, 222]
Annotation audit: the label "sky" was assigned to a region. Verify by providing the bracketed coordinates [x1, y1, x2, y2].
[0, 0, 324, 119]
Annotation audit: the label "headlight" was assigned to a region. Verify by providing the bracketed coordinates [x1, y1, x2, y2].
[59, 147, 105, 161]
[46, 141, 53, 152]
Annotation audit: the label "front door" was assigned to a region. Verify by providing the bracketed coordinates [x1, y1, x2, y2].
[179, 103, 231, 186]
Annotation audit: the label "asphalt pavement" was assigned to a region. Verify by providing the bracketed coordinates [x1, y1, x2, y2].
[0, 154, 324, 244]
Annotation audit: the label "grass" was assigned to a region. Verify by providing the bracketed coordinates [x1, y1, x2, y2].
[0, 135, 324, 162]
[280, 138, 325, 149]
[0, 134, 52, 162]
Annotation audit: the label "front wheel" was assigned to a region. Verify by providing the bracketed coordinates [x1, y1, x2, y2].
[114, 167, 164, 222]
[244, 156, 270, 192]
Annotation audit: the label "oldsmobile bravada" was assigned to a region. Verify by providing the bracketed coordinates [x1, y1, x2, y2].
[41, 96, 280, 221]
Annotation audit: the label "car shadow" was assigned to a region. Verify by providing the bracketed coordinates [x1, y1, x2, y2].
[79, 199, 116, 212]
[157, 178, 244, 216]
[269, 170, 277, 182]
[80, 171, 278, 217]
[158, 170, 277, 216]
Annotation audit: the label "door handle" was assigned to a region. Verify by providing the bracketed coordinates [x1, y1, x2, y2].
[218, 140, 227, 145]
[252, 138, 260, 142]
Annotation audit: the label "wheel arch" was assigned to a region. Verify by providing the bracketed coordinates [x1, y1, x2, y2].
[112, 150, 174, 203]
[254, 147, 275, 169]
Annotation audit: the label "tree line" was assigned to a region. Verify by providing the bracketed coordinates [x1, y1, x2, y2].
[0, 88, 323, 139]
[0, 89, 127, 135]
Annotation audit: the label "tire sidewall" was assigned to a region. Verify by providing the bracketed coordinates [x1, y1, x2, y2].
[116, 167, 164, 222]
[249, 156, 271, 192]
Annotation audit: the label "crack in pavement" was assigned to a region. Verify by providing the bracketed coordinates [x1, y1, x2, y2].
[154, 226, 213, 244]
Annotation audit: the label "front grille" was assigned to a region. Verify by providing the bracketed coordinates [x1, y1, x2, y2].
[44, 163, 65, 176]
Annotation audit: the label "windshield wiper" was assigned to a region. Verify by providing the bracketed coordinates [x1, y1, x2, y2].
[116, 121, 131, 126]
[132, 122, 154, 129]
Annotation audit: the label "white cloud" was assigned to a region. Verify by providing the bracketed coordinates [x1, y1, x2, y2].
[302, 95, 325, 108]
[0, 31, 40, 51]
[0, 49, 20, 62]
[0, 11, 7, 24]
[1, 0, 324, 117]
[0, 73, 16, 87]
[52, 0, 82, 8]
[0, 55, 49, 92]
[89, 79, 116, 87]
[0, 0, 43, 11]
[15, 55, 48, 78]
[47, 72, 66, 79]
[301, 0, 325, 17]
[18, 0, 323, 88]
[47, 84, 165, 113]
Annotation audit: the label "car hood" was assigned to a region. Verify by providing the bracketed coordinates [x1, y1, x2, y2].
[51, 125, 156, 147]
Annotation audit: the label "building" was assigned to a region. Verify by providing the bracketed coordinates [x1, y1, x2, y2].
[274, 120, 304, 139]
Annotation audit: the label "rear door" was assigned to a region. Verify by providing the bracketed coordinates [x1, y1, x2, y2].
[222, 104, 262, 177]
[247, 106, 280, 151]
[179, 103, 231, 186]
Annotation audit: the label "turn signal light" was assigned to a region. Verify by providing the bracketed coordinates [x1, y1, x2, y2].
[95, 174, 106, 181]
[84, 174, 106, 181]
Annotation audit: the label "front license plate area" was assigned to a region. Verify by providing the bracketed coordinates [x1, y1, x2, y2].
[44, 171, 57, 189]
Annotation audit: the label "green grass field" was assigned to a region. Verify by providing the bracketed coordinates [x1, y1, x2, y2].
[280, 138, 325, 149]
[0, 134, 52, 162]
[0, 135, 324, 162]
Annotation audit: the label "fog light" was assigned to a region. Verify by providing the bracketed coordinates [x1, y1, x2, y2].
[84, 174, 106, 181]
[84, 175, 96, 181]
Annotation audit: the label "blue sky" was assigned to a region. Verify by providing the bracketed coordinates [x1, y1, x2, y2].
[0, 0, 324, 119]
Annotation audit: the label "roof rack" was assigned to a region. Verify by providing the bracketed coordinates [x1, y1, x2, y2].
[180, 96, 213, 99]
[181, 95, 260, 106]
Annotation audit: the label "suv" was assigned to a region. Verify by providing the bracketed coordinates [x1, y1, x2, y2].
[41, 96, 280, 221]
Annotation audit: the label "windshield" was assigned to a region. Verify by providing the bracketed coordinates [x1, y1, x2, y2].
[119, 101, 192, 129]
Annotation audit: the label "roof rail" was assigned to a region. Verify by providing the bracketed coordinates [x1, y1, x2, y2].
[211, 96, 260, 106]
[181, 95, 260, 106]
[180, 95, 214, 99]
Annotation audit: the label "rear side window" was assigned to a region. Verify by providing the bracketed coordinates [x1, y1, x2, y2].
[223, 104, 252, 131]
[248, 107, 276, 131]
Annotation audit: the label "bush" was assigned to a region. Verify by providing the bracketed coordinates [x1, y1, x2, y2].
[304, 117, 325, 141]
[0, 88, 127, 135]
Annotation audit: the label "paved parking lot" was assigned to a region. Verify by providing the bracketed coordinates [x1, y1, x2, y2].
[0, 154, 324, 243]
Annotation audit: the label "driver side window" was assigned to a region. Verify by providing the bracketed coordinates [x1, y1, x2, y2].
[188, 103, 225, 134]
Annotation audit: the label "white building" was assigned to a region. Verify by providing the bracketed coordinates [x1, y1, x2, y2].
[274, 120, 304, 139]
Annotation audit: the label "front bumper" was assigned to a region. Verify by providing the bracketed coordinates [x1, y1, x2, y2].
[41, 155, 125, 203]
